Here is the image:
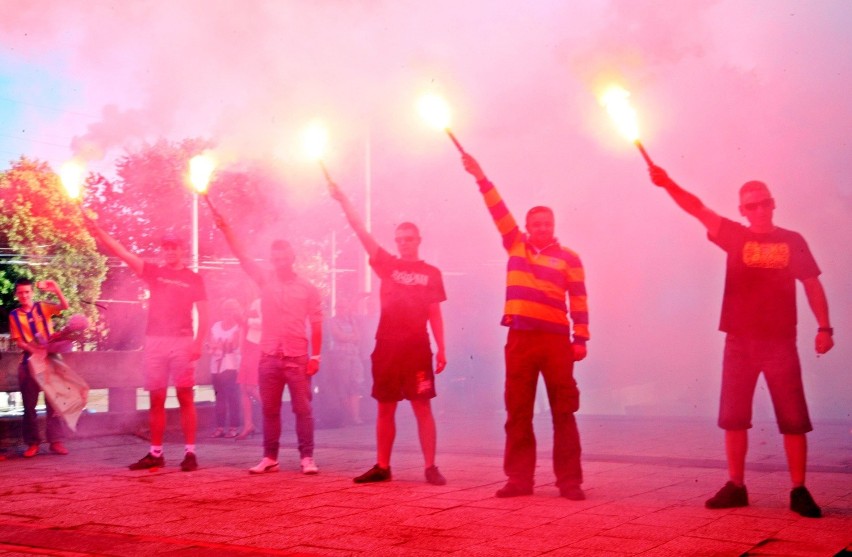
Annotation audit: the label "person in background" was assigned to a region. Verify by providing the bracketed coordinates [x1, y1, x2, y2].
[647, 165, 833, 518]
[236, 297, 262, 440]
[460, 153, 590, 501]
[209, 298, 242, 438]
[328, 181, 448, 486]
[8, 279, 70, 458]
[328, 296, 366, 425]
[86, 221, 208, 473]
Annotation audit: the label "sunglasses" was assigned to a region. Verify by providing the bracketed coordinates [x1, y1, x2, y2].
[742, 198, 773, 212]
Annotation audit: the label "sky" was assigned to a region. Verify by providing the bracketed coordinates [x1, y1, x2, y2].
[1, 0, 850, 420]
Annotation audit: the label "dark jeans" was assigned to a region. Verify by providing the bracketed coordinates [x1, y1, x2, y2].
[18, 361, 64, 445]
[504, 329, 582, 489]
[258, 354, 314, 460]
[212, 369, 240, 428]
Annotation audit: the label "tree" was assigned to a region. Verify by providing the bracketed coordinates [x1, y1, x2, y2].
[0, 157, 107, 337]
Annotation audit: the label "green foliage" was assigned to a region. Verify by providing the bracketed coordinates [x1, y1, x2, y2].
[0, 157, 108, 334]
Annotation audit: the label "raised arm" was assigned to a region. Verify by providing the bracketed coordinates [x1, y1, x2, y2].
[38, 279, 70, 311]
[212, 211, 264, 285]
[802, 276, 834, 355]
[460, 153, 521, 249]
[85, 215, 144, 276]
[428, 302, 447, 374]
[648, 166, 722, 237]
[328, 182, 380, 258]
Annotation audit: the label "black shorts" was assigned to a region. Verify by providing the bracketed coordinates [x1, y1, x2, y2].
[371, 338, 436, 402]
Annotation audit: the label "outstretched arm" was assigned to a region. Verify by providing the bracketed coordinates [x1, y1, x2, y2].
[327, 181, 380, 259]
[85, 216, 145, 276]
[212, 211, 264, 285]
[428, 302, 447, 374]
[802, 276, 834, 355]
[648, 166, 722, 237]
[460, 153, 520, 248]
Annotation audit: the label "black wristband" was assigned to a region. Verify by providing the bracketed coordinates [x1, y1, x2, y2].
[818, 327, 833, 335]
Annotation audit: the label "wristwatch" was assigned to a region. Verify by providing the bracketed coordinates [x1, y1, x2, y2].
[818, 327, 833, 335]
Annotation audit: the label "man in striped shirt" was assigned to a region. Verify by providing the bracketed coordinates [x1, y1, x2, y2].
[462, 153, 590, 500]
[8, 279, 70, 457]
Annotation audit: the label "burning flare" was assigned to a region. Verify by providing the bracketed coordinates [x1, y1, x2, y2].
[189, 153, 217, 194]
[59, 160, 86, 200]
[417, 93, 452, 130]
[599, 85, 640, 142]
[302, 121, 329, 162]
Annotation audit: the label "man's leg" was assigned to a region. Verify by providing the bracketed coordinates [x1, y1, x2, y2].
[540, 334, 582, 492]
[725, 429, 748, 485]
[148, 388, 168, 445]
[18, 362, 41, 447]
[258, 356, 285, 461]
[784, 433, 807, 487]
[410, 399, 436, 468]
[502, 330, 539, 492]
[285, 360, 315, 459]
[376, 401, 398, 469]
[175, 387, 196, 445]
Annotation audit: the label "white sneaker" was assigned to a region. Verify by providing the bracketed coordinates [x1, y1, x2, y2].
[301, 456, 319, 475]
[249, 457, 279, 474]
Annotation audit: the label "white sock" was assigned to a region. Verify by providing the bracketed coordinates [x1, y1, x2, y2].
[185, 444, 196, 454]
[150, 446, 163, 457]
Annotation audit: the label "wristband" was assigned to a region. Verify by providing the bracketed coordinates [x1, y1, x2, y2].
[310, 354, 321, 362]
[818, 327, 833, 335]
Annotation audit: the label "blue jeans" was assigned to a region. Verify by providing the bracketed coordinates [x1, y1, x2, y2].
[18, 360, 64, 445]
[212, 369, 240, 428]
[258, 354, 314, 460]
[503, 329, 582, 490]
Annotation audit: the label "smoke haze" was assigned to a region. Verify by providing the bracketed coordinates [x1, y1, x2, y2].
[1, 0, 850, 419]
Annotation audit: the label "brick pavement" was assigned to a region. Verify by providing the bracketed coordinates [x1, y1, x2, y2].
[0, 413, 849, 556]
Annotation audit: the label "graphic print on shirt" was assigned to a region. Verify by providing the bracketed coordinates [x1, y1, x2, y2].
[742, 241, 790, 270]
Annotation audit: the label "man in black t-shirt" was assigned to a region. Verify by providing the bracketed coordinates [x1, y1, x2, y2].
[87, 220, 208, 473]
[329, 181, 448, 486]
[648, 167, 834, 518]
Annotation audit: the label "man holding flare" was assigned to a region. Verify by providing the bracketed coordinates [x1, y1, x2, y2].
[327, 180, 448, 486]
[646, 165, 833, 518]
[459, 153, 590, 501]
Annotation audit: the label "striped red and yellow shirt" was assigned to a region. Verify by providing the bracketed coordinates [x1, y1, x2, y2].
[479, 179, 589, 343]
[9, 301, 62, 345]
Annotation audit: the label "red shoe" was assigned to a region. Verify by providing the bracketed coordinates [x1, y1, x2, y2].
[23, 444, 39, 458]
[49, 442, 69, 455]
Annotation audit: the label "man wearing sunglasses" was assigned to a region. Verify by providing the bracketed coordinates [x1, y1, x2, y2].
[328, 181, 448, 486]
[648, 165, 833, 518]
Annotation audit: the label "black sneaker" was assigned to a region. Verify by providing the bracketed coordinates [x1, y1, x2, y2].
[353, 464, 391, 483]
[425, 465, 447, 486]
[705, 481, 748, 509]
[560, 485, 586, 500]
[495, 482, 533, 498]
[180, 452, 198, 472]
[129, 453, 164, 470]
[790, 486, 822, 518]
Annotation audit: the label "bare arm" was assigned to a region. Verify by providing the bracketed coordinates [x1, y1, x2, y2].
[307, 320, 322, 377]
[85, 217, 145, 276]
[328, 182, 380, 259]
[648, 166, 722, 237]
[191, 300, 210, 362]
[38, 280, 70, 311]
[428, 302, 447, 374]
[212, 211, 264, 285]
[802, 276, 834, 355]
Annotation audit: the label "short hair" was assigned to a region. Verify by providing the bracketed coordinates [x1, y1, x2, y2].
[526, 206, 554, 222]
[396, 222, 420, 237]
[270, 239, 292, 251]
[220, 298, 242, 313]
[739, 180, 771, 199]
[14, 278, 33, 289]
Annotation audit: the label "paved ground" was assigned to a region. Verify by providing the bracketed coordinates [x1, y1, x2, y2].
[0, 411, 849, 556]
